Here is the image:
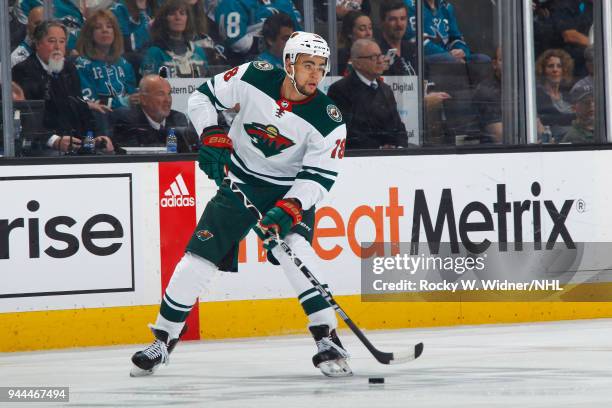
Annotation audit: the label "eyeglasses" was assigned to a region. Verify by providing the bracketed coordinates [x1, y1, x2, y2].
[357, 54, 384, 61]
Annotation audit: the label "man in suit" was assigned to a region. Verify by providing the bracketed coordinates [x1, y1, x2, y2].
[327, 38, 408, 150]
[12, 20, 113, 154]
[112, 75, 198, 152]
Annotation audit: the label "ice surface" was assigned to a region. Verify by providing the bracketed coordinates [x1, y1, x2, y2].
[2, 319, 612, 407]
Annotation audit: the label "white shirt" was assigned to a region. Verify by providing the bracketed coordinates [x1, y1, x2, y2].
[354, 69, 378, 89]
[143, 110, 166, 130]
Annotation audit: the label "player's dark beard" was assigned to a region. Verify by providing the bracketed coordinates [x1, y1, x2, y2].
[296, 82, 315, 97]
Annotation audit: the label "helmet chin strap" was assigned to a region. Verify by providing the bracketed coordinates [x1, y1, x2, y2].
[286, 63, 308, 98]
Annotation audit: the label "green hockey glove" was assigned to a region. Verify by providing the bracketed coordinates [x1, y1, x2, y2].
[255, 199, 303, 249]
[198, 126, 232, 186]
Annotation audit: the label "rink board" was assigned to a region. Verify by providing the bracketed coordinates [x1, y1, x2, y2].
[1, 151, 612, 351]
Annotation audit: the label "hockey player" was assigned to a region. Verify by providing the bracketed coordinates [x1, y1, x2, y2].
[215, 0, 303, 63]
[130, 31, 351, 378]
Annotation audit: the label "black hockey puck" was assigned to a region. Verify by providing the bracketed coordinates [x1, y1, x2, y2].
[368, 377, 385, 384]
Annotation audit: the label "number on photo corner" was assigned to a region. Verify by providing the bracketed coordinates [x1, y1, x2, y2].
[331, 139, 346, 159]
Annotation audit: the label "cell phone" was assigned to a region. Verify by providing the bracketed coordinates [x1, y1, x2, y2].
[385, 48, 397, 62]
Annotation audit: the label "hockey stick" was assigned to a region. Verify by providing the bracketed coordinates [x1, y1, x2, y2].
[225, 178, 424, 365]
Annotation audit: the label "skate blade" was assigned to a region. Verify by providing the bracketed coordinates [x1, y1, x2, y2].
[318, 359, 353, 377]
[129, 364, 157, 377]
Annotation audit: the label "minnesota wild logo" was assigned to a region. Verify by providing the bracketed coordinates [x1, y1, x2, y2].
[196, 230, 214, 242]
[244, 123, 295, 157]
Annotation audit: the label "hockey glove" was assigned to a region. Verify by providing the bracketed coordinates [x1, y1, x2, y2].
[198, 126, 232, 186]
[255, 199, 302, 250]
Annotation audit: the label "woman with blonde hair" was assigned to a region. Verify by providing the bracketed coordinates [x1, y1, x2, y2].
[535, 48, 576, 140]
[75, 9, 138, 109]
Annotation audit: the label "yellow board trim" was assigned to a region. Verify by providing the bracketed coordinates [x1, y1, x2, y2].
[3, 296, 612, 352]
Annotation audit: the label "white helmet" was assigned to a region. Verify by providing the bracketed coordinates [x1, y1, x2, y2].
[283, 31, 331, 80]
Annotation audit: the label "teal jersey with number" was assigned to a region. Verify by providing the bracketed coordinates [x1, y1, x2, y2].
[110, 0, 153, 52]
[215, 0, 302, 52]
[75, 56, 137, 109]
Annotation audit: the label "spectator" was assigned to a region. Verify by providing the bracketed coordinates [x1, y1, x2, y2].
[472, 47, 504, 143]
[188, 0, 227, 68]
[11, 6, 43, 67]
[310, 0, 371, 21]
[473, 47, 546, 144]
[110, 0, 157, 55]
[75, 10, 138, 110]
[562, 80, 594, 143]
[9, 0, 27, 52]
[536, 48, 575, 139]
[404, 0, 490, 64]
[141, 0, 209, 78]
[550, 0, 592, 77]
[336, 0, 370, 18]
[573, 45, 593, 90]
[256, 13, 295, 70]
[327, 39, 407, 149]
[214, 0, 302, 65]
[533, 0, 556, 57]
[112, 75, 198, 152]
[338, 11, 373, 75]
[376, 0, 417, 76]
[12, 21, 114, 154]
[16, 0, 85, 51]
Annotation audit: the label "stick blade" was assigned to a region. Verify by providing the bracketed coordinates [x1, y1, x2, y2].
[375, 342, 424, 365]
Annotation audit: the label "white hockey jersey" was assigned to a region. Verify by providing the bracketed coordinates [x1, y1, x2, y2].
[188, 61, 347, 210]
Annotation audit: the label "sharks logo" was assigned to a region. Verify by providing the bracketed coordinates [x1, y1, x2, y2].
[244, 123, 295, 157]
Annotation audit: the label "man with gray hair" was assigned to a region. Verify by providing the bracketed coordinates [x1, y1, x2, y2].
[562, 81, 594, 144]
[12, 20, 114, 154]
[327, 38, 407, 149]
[111, 75, 198, 152]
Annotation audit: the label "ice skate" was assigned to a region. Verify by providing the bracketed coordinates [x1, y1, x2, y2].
[130, 324, 186, 377]
[309, 325, 352, 377]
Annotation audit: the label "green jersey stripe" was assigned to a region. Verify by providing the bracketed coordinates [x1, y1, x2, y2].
[302, 165, 338, 177]
[229, 161, 281, 187]
[198, 80, 229, 111]
[296, 171, 335, 191]
[231, 152, 296, 182]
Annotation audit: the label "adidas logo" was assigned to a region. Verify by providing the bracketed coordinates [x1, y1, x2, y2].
[161, 174, 195, 208]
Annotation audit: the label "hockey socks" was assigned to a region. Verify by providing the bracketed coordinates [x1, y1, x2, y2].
[155, 252, 220, 339]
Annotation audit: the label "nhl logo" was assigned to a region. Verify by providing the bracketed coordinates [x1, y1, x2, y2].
[196, 230, 214, 242]
[327, 104, 342, 122]
[280, 100, 290, 109]
[253, 61, 273, 71]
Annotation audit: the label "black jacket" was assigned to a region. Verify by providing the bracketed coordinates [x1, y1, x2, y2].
[111, 106, 199, 153]
[376, 35, 418, 76]
[327, 71, 408, 150]
[12, 54, 94, 136]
